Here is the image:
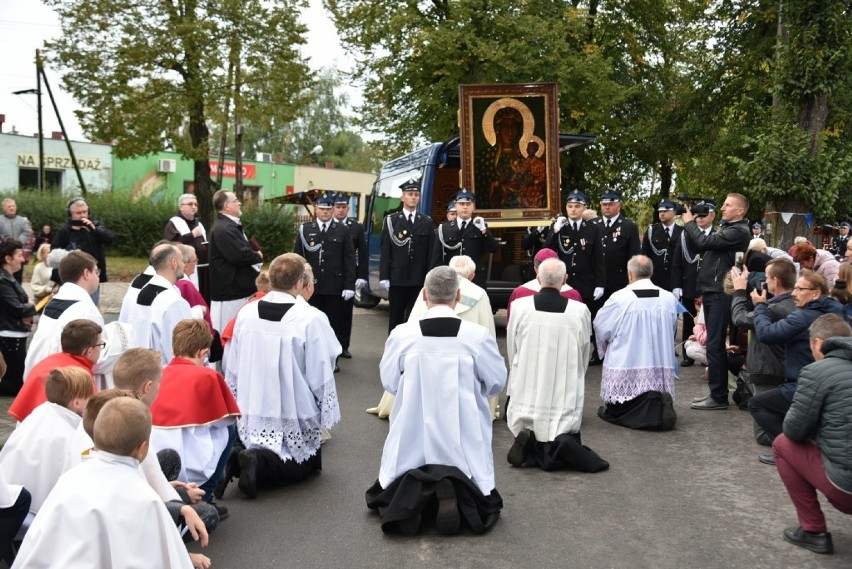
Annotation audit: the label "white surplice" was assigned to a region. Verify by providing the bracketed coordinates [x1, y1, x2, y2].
[23, 282, 104, 379]
[65, 422, 182, 503]
[593, 279, 679, 403]
[13, 451, 193, 569]
[506, 295, 591, 440]
[378, 305, 507, 494]
[120, 274, 193, 364]
[118, 265, 156, 322]
[408, 277, 496, 336]
[0, 402, 81, 514]
[225, 290, 341, 463]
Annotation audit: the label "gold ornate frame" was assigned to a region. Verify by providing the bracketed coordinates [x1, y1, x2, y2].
[459, 83, 560, 226]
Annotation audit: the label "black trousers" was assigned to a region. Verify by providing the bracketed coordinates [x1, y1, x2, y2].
[338, 297, 354, 351]
[253, 448, 321, 487]
[0, 487, 29, 564]
[0, 337, 27, 396]
[309, 294, 348, 347]
[388, 286, 421, 333]
[748, 387, 792, 441]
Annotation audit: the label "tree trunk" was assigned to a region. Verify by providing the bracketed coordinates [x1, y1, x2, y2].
[770, 195, 813, 250]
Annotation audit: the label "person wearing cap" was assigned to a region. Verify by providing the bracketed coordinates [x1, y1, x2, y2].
[506, 248, 582, 324]
[445, 201, 457, 223]
[380, 180, 436, 333]
[752, 222, 765, 240]
[641, 200, 682, 292]
[829, 222, 850, 257]
[682, 193, 751, 410]
[294, 193, 356, 367]
[332, 194, 367, 358]
[595, 190, 641, 305]
[544, 190, 605, 308]
[433, 189, 498, 289]
[672, 201, 717, 366]
[505, 257, 610, 473]
[209, 190, 263, 332]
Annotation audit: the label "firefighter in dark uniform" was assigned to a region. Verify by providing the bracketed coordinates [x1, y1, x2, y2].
[672, 200, 716, 366]
[544, 190, 604, 307]
[332, 192, 367, 358]
[379, 180, 436, 332]
[641, 199, 682, 292]
[751, 221, 765, 240]
[595, 190, 641, 303]
[521, 225, 550, 281]
[829, 221, 850, 256]
[432, 189, 498, 289]
[293, 192, 356, 370]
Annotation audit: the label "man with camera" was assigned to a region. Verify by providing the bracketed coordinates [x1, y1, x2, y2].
[682, 193, 751, 410]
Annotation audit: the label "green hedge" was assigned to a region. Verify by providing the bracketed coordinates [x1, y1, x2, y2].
[4, 191, 298, 258]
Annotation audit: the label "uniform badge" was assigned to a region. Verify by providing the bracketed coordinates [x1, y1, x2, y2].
[398, 229, 408, 240]
[563, 238, 571, 247]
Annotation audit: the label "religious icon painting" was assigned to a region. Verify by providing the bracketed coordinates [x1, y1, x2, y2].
[459, 83, 561, 224]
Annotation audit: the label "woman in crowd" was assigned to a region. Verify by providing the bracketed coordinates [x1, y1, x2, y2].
[0, 238, 35, 396]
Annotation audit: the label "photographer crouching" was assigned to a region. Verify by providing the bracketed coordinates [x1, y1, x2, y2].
[682, 193, 751, 410]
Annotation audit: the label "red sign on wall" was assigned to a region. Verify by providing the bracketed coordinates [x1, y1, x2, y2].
[209, 161, 256, 179]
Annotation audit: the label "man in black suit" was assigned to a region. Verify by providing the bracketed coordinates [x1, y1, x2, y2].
[829, 221, 850, 256]
[432, 189, 499, 290]
[641, 200, 682, 292]
[544, 190, 604, 308]
[380, 180, 436, 332]
[294, 193, 356, 367]
[595, 190, 641, 303]
[672, 202, 716, 366]
[332, 193, 368, 358]
[209, 190, 263, 332]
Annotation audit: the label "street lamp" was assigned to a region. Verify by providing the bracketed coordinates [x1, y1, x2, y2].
[12, 82, 44, 192]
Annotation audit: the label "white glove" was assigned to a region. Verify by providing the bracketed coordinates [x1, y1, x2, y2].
[342, 290, 355, 301]
[537, 226, 546, 232]
[673, 288, 683, 301]
[379, 280, 390, 290]
[593, 287, 604, 301]
[473, 216, 486, 233]
[355, 278, 367, 290]
[553, 216, 567, 232]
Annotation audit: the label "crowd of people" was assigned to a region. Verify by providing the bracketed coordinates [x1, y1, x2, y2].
[0, 184, 849, 564]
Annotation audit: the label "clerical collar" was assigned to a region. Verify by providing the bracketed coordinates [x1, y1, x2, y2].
[263, 290, 297, 303]
[424, 305, 457, 318]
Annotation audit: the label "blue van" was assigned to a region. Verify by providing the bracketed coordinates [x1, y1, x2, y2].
[355, 133, 595, 310]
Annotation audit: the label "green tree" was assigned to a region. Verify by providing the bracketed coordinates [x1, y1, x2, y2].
[44, 0, 312, 226]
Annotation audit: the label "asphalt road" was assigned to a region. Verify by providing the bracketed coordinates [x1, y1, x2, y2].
[185, 305, 851, 569]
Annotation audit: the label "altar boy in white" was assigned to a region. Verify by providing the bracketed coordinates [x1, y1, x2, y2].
[505, 259, 609, 472]
[13, 397, 195, 568]
[366, 266, 506, 536]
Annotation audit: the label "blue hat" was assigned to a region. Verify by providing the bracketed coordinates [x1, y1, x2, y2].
[600, 190, 622, 203]
[447, 200, 457, 212]
[399, 179, 421, 192]
[705, 200, 717, 212]
[752, 222, 762, 229]
[333, 193, 350, 205]
[453, 189, 475, 203]
[658, 199, 676, 211]
[565, 190, 588, 205]
[840, 221, 851, 229]
[316, 193, 335, 208]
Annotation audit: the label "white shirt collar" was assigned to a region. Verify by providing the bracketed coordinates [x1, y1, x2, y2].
[222, 213, 241, 224]
[424, 305, 458, 318]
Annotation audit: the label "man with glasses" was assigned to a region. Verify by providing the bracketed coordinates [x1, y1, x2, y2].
[209, 190, 263, 332]
[747, 270, 844, 464]
[10, 320, 103, 422]
[164, 193, 210, 303]
[23, 251, 103, 378]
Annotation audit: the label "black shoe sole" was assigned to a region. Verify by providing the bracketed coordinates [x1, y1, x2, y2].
[237, 451, 258, 499]
[507, 429, 533, 467]
[434, 480, 460, 535]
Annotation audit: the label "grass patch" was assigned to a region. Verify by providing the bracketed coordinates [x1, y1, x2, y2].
[23, 256, 148, 283]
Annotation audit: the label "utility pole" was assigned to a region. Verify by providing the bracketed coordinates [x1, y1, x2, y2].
[233, 55, 243, 201]
[35, 51, 44, 192]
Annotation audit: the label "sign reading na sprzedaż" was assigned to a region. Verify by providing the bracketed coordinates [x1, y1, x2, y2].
[209, 161, 256, 179]
[17, 154, 102, 170]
